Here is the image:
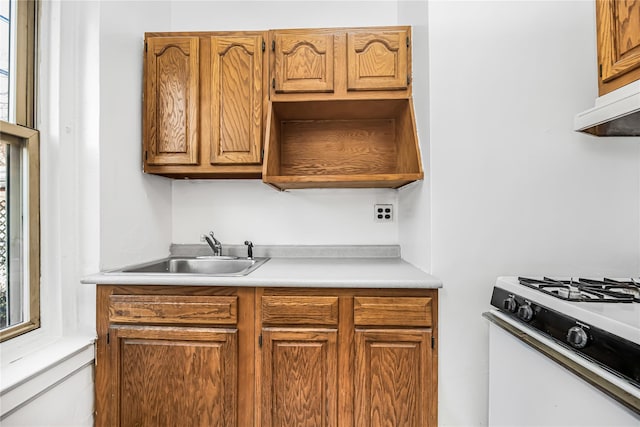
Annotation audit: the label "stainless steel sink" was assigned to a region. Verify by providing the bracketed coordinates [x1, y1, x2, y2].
[118, 256, 269, 276]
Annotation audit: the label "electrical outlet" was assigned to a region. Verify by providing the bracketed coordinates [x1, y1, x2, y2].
[374, 204, 393, 222]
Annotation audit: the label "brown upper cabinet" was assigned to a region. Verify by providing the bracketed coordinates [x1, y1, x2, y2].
[143, 32, 267, 178]
[596, 0, 640, 95]
[144, 36, 200, 167]
[264, 26, 423, 190]
[142, 27, 423, 188]
[269, 27, 411, 100]
[347, 28, 410, 92]
[272, 31, 336, 94]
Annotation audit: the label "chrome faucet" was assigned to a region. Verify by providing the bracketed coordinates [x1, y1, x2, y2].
[202, 231, 222, 256]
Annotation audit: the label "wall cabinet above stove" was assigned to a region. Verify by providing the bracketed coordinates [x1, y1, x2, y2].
[596, 0, 640, 96]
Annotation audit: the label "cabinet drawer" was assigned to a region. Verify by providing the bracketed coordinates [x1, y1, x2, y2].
[261, 296, 339, 326]
[109, 295, 237, 325]
[354, 297, 432, 327]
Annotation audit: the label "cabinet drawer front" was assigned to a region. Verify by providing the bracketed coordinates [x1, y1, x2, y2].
[354, 297, 432, 327]
[109, 295, 237, 325]
[261, 296, 339, 326]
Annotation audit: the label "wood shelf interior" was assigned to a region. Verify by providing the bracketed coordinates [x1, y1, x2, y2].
[263, 98, 423, 189]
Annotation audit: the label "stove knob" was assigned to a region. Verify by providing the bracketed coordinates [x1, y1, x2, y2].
[567, 326, 589, 349]
[502, 296, 518, 313]
[517, 303, 534, 322]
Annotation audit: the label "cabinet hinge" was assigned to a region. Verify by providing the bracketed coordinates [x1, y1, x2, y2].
[144, 41, 147, 53]
[271, 40, 275, 51]
[145, 151, 148, 161]
[262, 39, 265, 52]
[431, 336, 435, 349]
[407, 75, 411, 86]
[272, 78, 275, 89]
[261, 148, 265, 161]
[406, 36, 410, 48]
[258, 334, 263, 347]
[599, 63, 603, 78]
[107, 332, 110, 345]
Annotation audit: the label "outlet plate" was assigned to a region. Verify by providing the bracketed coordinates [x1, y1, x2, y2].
[374, 204, 393, 222]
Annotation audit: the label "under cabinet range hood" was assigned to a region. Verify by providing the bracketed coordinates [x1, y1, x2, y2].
[574, 81, 640, 136]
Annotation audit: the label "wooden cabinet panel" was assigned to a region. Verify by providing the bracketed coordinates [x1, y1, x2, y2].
[142, 26, 419, 186]
[354, 296, 432, 327]
[597, 0, 640, 95]
[109, 294, 237, 325]
[355, 328, 433, 427]
[265, 26, 420, 189]
[110, 325, 238, 427]
[273, 32, 335, 93]
[261, 328, 338, 427]
[143, 32, 265, 179]
[347, 29, 409, 91]
[261, 296, 339, 325]
[144, 37, 199, 166]
[210, 35, 263, 165]
[97, 286, 437, 427]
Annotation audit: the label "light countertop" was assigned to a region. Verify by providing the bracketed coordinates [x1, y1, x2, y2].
[81, 245, 442, 289]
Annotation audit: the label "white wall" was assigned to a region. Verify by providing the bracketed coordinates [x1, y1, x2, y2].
[173, 183, 398, 245]
[170, 0, 398, 31]
[427, 1, 640, 425]
[1, 364, 94, 427]
[398, 0, 430, 272]
[169, 1, 403, 246]
[99, 1, 173, 270]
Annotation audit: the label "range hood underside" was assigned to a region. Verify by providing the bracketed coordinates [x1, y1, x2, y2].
[579, 110, 640, 136]
[575, 81, 640, 137]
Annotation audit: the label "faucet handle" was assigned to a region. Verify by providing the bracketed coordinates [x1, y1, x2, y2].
[203, 231, 222, 256]
[244, 240, 253, 259]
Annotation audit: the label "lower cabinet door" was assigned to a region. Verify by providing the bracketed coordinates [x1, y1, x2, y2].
[261, 328, 338, 427]
[355, 328, 433, 427]
[109, 325, 238, 427]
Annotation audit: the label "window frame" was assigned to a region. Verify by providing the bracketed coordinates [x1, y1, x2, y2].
[0, 0, 39, 342]
[0, 122, 39, 341]
[14, 0, 36, 128]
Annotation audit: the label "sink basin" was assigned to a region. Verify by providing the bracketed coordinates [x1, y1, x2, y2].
[119, 257, 269, 276]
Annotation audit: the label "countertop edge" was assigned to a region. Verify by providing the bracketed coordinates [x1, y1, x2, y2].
[81, 253, 442, 289]
[80, 275, 443, 289]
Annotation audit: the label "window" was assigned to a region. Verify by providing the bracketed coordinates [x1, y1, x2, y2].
[0, 0, 39, 342]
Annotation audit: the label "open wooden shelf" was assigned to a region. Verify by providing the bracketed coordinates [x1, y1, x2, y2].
[262, 98, 423, 190]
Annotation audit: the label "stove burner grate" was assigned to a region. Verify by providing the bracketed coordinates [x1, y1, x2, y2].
[518, 277, 639, 302]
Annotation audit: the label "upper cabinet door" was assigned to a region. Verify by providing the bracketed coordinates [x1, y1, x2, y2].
[347, 29, 409, 91]
[597, 0, 640, 95]
[144, 37, 200, 165]
[210, 35, 263, 165]
[273, 32, 335, 93]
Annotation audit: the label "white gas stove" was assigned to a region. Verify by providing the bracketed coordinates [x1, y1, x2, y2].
[485, 276, 640, 426]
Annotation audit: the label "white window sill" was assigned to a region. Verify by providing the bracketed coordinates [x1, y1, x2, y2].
[0, 335, 96, 418]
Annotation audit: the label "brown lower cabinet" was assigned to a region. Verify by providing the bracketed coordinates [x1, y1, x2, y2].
[95, 286, 438, 426]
